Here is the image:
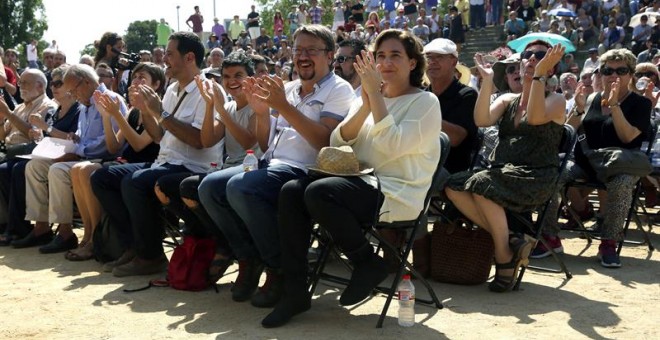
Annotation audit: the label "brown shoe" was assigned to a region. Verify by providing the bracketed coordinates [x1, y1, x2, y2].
[112, 255, 168, 277]
[102, 249, 136, 273]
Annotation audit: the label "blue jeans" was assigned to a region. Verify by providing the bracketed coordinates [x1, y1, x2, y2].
[199, 163, 306, 268]
[120, 163, 189, 260]
[491, 0, 502, 25]
[470, 4, 485, 29]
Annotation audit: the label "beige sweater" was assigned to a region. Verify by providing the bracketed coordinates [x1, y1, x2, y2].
[330, 91, 442, 222]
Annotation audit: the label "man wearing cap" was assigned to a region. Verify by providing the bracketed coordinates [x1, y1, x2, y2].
[637, 37, 659, 64]
[424, 38, 477, 174]
[583, 47, 600, 70]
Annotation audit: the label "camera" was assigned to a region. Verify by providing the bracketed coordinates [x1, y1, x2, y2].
[111, 47, 141, 71]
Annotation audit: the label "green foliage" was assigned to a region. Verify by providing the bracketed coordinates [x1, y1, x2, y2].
[255, 0, 336, 37]
[79, 43, 97, 59]
[124, 20, 158, 53]
[0, 0, 48, 54]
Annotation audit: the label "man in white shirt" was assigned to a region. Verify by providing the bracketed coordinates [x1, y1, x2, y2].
[198, 25, 354, 310]
[583, 47, 600, 70]
[96, 32, 223, 277]
[26, 40, 38, 69]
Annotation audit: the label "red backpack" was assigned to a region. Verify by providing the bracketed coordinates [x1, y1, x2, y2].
[125, 236, 217, 292]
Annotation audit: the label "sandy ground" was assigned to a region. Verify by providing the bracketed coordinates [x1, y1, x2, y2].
[1, 225, 659, 339]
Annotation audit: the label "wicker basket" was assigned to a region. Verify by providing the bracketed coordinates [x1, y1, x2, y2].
[431, 219, 494, 285]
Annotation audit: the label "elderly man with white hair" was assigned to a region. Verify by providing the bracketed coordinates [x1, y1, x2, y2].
[12, 64, 126, 253]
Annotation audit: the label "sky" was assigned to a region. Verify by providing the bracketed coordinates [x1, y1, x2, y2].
[41, 0, 254, 61]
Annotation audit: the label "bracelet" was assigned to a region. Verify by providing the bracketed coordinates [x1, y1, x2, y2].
[608, 102, 620, 109]
[575, 109, 585, 116]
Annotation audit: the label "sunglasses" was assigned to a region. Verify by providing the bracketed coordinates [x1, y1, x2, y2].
[50, 80, 64, 88]
[522, 50, 547, 60]
[635, 71, 656, 78]
[601, 66, 631, 76]
[333, 55, 354, 64]
[505, 65, 519, 74]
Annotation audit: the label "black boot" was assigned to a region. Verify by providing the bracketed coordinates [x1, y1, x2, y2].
[261, 290, 312, 328]
[339, 243, 388, 306]
[231, 258, 264, 302]
[251, 267, 285, 308]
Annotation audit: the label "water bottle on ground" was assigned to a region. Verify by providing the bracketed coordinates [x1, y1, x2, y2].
[243, 150, 258, 172]
[398, 274, 415, 327]
[207, 162, 219, 173]
[31, 125, 43, 143]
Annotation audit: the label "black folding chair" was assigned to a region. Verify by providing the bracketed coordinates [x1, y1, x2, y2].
[561, 122, 658, 254]
[508, 124, 577, 285]
[308, 132, 450, 328]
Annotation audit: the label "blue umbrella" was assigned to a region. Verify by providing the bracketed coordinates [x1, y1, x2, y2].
[548, 7, 577, 17]
[507, 32, 576, 53]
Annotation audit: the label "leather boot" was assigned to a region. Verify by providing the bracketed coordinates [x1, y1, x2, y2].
[231, 258, 264, 302]
[378, 229, 405, 273]
[412, 233, 431, 279]
[340, 242, 387, 306]
[251, 267, 284, 308]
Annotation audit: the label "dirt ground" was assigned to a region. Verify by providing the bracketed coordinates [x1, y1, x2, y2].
[1, 225, 659, 339]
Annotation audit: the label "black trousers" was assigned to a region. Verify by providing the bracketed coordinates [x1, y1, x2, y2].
[278, 176, 383, 292]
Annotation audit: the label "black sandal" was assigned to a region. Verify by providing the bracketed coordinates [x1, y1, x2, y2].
[488, 235, 535, 293]
[208, 254, 234, 283]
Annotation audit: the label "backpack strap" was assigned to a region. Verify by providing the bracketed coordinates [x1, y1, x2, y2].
[123, 279, 170, 293]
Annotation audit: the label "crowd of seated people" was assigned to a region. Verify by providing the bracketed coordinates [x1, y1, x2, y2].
[0, 0, 659, 329]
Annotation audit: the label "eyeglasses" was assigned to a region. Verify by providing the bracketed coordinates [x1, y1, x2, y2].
[50, 80, 64, 88]
[635, 71, 656, 78]
[505, 65, 519, 74]
[66, 79, 83, 96]
[98, 74, 114, 78]
[333, 55, 354, 64]
[601, 66, 631, 76]
[292, 47, 329, 57]
[522, 50, 547, 60]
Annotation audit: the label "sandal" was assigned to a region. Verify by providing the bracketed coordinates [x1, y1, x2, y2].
[65, 242, 94, 261]
[488, 235, 536, 293]
[208, 253, 234, 283]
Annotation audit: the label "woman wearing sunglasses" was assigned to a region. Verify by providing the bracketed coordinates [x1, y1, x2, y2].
[445, 40, 566, 292]
[0, 64, 80, 246]
[558, 49, 653, 268]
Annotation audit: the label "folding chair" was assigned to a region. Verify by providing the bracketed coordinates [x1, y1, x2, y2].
[508, 124, 577, 285]
[308, 132, 450, 328]
[561, 122, 658, 254]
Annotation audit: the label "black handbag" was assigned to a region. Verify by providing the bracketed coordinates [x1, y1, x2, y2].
[0, 141, 37, 163]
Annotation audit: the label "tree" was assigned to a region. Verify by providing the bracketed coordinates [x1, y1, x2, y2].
[0, 0, 48, 58]
[79, 43, 97, 59]
[255, 0, 336, 37]
[124, 20, 158, 54]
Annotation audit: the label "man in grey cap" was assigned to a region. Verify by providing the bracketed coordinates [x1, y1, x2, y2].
[423, 38, 478, 174]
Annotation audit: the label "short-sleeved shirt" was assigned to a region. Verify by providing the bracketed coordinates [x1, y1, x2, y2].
[351, 3, 365, 23]
[517, 6, 536, 22]
[187, 14, 203, 33]
[309, 6, 323, 24]
[4, 93, 57, 145]
[121, 108, 160, 163]
[576, 92, 652, 179]
[264, 72, 355, 169]
[404, 1, 419, 15]
[429, 79, 478, 173]
[218, 101, 260, 167]
[154, 78, 223, 173]
[45, 102, 80, 137]
[228, 21, 245, 40]
[247, 11, 260, 28]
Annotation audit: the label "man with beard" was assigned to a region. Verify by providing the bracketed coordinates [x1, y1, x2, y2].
[198, 25, 355, 309]
[333, 39, 365, 97]
[423, 38, 477, 174]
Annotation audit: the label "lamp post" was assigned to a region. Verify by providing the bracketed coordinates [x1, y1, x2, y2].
[213, 0, 216, 18]
[176, 5, 180, 31]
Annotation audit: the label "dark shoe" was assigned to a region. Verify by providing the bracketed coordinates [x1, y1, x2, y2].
[251, 267, 284, 308]
[490, 235, 535, 293]
[102, 249, 136, 273]
[39, 234, 78, 254]
[261, 292, 312, 328]
[340, 244, 388, 306]
[11, 230, 54, 249]
[530, 235, 564, 259]
[208, 253, 234, 283]
[598, 240, 621, 268]
[112, 255, 168, 277]
[0, 234, 15, 247]
[231, 258, 264, 302]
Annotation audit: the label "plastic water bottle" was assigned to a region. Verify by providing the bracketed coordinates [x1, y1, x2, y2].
[207, 162, 219, 173]
[397, 274, 415, 327]
[31, 125, 43, 143]
[242, 150, 258, 172]
[636, 78, 648, 91]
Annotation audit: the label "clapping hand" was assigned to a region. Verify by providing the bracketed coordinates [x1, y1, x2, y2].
[534, 44, 565, 76]
[96, 92, 122, 119]
[642, 80, 660, 108]
[353, 50, 382, 96]
[195, 75, 214, 106]
[252, 75, 288, 113]
[473, 53, 494, 79]
[243, 77, 271, 116]
[606, 77, 622, 107]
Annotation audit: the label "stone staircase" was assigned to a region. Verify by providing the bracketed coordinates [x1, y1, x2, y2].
[458, 25, 506, 67]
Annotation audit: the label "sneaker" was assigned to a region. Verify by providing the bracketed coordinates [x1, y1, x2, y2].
[530, 235, 564, 259]
[597, 240, 621, 268]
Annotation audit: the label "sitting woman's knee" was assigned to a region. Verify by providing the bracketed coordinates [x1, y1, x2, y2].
[182, 197, 199, 209]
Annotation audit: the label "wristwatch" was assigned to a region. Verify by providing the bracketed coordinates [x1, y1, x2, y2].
[46, 126, 53, 134]
[158, 110, 172, 124]
[532, 76, 546, 83]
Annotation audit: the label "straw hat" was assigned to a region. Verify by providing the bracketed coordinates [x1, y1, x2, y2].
[492, 53, 521, 92]
[455, 64, 471, 85]
[308, 146, 374, 176]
